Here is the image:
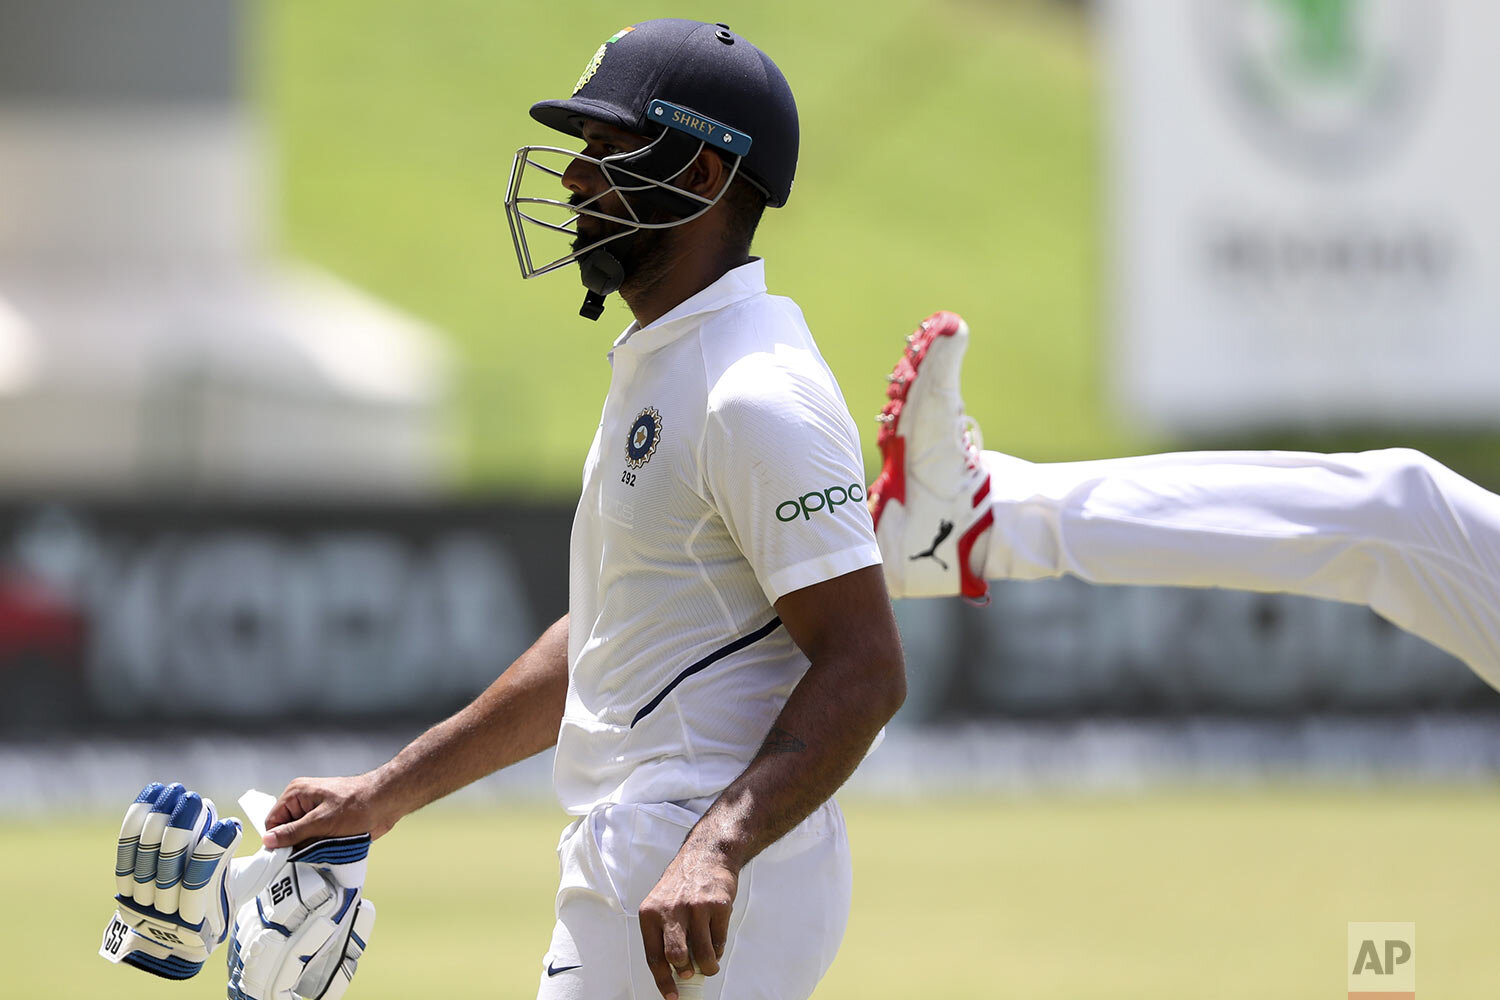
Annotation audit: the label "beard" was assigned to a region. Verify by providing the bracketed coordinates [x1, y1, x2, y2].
[571, 194, 678, 296]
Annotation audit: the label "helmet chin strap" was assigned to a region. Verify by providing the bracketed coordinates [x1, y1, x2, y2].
[577, 246, 627, 321]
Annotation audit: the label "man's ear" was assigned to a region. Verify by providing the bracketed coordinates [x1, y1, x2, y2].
[679, 148, 731, 199]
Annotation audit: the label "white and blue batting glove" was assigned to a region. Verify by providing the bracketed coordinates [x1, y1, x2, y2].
[225, 833, 377, 1000]
[100, 781, 289, 980]
[101, 782, 376, 999]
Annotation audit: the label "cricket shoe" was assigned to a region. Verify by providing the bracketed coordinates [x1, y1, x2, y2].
[869, 310, 993, 602]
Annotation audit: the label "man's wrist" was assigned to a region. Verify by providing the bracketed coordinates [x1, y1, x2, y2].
[363, 764, 411, 830]
[681, 817, 749, 873]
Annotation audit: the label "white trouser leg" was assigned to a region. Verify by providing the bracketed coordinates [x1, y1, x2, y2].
[981, 447, 1500, 686]
[536, 799, 850, 1000]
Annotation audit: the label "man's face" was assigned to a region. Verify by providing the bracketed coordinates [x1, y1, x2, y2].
[562, 119, 681, 291]
[563, 120, 651, 250]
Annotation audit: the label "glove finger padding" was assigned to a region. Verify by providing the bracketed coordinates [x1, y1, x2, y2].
[102, 782, 294, 983]
[102, 782, 246, 979]
[115, 781, 166, 898]
[227, 835, 376, 1000]
[308, 899, 375, 1000]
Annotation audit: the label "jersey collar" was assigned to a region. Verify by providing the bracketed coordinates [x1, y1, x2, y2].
[611, 258, 767, 356]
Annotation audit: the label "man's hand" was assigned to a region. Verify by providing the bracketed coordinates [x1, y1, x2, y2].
[638, 843, 738, 1000]
[262, 774, 398, 849]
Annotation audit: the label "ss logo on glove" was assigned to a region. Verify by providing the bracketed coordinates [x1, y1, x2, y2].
[103, 916, 129, 956]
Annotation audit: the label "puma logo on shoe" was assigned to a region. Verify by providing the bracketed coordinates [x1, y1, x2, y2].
[910, 519, 953, 569]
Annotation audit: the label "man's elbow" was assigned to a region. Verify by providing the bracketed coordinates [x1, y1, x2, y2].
[872, 648, 906, 721]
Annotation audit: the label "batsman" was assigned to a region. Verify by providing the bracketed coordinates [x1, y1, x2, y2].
[96, 19, 903, 1000]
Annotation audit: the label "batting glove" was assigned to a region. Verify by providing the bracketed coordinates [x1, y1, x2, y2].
[100, 781, 288, 979]
[225, 832, 376, 1000]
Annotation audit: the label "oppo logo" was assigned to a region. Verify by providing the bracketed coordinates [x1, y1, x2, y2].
[775, 484, 866, 522]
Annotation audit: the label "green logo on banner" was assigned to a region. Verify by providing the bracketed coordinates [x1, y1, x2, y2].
[1207, 0, 1437, 173]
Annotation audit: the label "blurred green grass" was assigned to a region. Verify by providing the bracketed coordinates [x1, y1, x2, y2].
[24, 787, 1500, 998]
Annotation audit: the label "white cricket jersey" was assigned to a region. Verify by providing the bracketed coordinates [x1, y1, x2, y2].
[555, 259, 880, 814]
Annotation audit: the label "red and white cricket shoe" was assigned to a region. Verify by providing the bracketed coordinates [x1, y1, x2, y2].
[869, 311, 993, 601]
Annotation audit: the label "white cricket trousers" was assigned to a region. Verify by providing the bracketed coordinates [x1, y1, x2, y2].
[981, 447, 1500, 687]
[535, 798, 851, 1000]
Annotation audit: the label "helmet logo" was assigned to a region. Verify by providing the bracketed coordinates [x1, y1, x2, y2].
[573, 25, 636, 95]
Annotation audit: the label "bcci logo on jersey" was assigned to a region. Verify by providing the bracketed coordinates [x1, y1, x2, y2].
[1204, 0, 1438, 174]
[625, 407, 662, 469]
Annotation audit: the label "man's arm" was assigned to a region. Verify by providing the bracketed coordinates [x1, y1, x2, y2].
[637, 566, 905, 1000]
[260, 614, 570, 848]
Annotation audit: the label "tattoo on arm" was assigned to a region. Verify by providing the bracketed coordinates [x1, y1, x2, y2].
[757, 726, 807, 757]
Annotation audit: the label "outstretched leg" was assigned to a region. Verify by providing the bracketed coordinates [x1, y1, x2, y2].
[869, 312, 1500, 686]
[982, 447, 1500, 684]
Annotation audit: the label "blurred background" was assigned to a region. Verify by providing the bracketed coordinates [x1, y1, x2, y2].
[4, 0, 1498, 997]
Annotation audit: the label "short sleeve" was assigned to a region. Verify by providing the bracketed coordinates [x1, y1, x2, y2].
[703, 358, 881, 604]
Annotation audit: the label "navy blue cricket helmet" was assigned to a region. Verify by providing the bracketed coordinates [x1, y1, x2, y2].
[532, 19, 799, 207]
[504, 20, 800, 318]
